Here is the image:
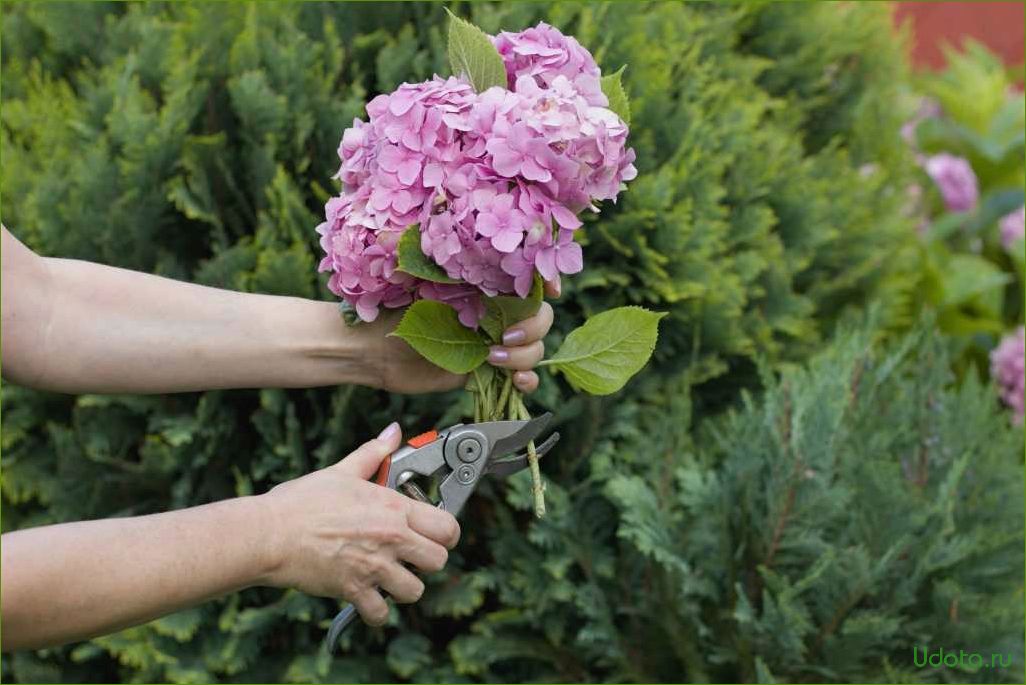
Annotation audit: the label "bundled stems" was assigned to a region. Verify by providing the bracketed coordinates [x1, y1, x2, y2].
[494, 373, 513, 422]
[471, 367, 546, 517]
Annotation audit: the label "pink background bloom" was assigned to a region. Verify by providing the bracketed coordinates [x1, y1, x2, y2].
[991, 326, 1025, 424]
[999, 206, 1025, 250]
[923, 153, 979, 213]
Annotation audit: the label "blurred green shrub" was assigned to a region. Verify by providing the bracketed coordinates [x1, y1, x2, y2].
[5, 3, 1011, 684]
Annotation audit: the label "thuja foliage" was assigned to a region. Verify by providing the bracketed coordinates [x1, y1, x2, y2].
[461, 316, 1025, 684]
[0, 2, 976, 683]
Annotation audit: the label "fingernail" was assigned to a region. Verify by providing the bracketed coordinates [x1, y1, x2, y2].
[377, 421, 400, 441]
[488, 347, 509, 363]
[502, 328, 526, 345]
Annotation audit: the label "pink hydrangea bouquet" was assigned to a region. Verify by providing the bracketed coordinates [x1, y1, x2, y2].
[315, 12, 663, 515]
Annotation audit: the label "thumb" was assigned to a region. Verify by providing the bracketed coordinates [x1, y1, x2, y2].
[335, 422, 403, 479]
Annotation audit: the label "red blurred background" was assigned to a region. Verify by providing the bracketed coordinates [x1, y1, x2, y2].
[894, 1, 1024, 70]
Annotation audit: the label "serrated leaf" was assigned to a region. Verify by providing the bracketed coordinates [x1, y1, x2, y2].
[386, 634, 432, 679]
[600, 65, 631, 126]
[479, 275, 543, 342]
[543, 306, 665, 395]
[446, 8, 508, 93]
[395, 224, 459, 283]
[390, 300, 489, 374]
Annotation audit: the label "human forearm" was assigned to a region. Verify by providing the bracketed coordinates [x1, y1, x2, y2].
[1, 226, 553, 395]
[0, 428, 460, 650]
[3, 250, 379, 393]
[0, 496, 274, 651]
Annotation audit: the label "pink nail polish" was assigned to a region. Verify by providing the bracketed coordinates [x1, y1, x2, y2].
[377, 421, 400, 441]
[489, 347, 510, 363]
[502, 328, 526, 345]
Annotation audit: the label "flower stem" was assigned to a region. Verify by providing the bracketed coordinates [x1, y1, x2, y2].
[494, 371, 513, 422]
[513, 392, 545, 518]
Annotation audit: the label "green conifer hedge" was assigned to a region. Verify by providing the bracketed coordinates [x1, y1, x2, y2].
[3, 2, 1019, 683]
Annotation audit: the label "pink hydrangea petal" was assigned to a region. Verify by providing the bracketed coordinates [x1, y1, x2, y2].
[392, 189, 414, 214]
[397, 158, 422, 186]
[423, 163, 444, 188]
[490, 148, 522, 177]
[514, 269, 534, 297]
[476, 213, 499, 237]
[492, 228, 524, 253]
[388, 93, 416, 116]
[377, 145, 404, 172]
[550, 203, 582, 229]
[535, 247, 558, 281]
[520, 157, 552, 182]
[555, 240, 583, 273]
[355, 292, 383, 322]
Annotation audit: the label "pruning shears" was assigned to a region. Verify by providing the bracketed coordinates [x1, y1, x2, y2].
[326, 413, 559, 653]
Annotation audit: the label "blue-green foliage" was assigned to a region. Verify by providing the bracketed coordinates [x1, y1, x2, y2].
[4, 3, 1015, 684]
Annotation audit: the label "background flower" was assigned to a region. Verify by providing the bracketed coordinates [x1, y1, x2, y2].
[923, 152, 979, 212]
[991, 326, 1025, 423]
[1000, 205, 1025, 249]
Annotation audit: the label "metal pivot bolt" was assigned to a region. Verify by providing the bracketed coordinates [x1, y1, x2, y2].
[456, 437, 482, 463]
[456, 465, 476, 484]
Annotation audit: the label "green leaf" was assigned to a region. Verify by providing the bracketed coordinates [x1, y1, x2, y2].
[389, 300, 489, 374]
[150, 608, 204, 642]
[542, 306, 665, 395]
[600, 65, 631, 125]
[446, 9, 508, 93]
[479, 275, 544, 342]
[386, 634, 432, 680]
[938, 254, 1011, 307]
[395, 225, 458, 283]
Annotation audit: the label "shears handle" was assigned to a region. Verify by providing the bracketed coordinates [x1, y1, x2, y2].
[326, 429, 443, 651]
[371, 429, 440, 489]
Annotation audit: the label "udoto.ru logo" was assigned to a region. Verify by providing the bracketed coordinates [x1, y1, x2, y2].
[914, 645, 1013, 670]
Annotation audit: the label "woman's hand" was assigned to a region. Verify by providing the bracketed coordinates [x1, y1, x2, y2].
[362, 279, 559, 395]
[0, 423, 457, 648]
[257, 423, 459, 625]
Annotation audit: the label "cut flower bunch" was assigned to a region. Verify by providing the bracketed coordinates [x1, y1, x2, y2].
[316, 11, 663, 516]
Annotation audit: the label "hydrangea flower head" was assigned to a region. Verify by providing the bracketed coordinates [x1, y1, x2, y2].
[923, 153, 979, 213]
[991, 327, 1025, 424]
[317, 24, 635, 325]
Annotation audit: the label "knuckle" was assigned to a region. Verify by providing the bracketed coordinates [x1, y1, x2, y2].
[339, 578, 362, 601]
[382, 522, 406, 546]
[367, 554, 391, 579]
[351, 555, 378, 585]
[385, 493, 408, 512]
